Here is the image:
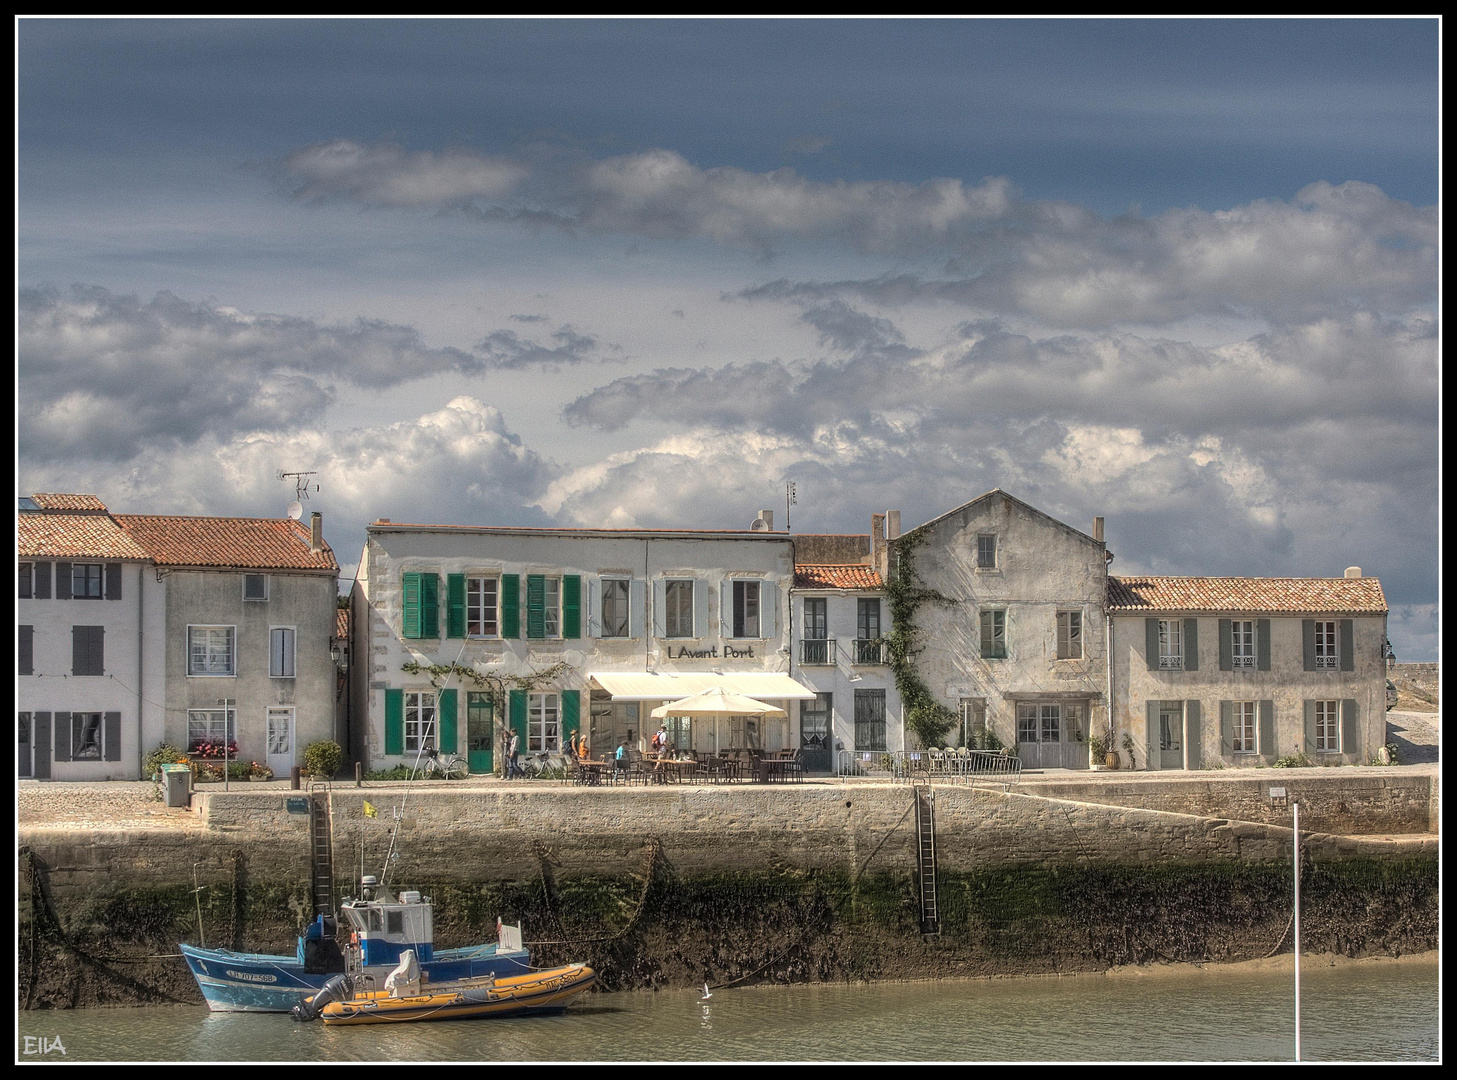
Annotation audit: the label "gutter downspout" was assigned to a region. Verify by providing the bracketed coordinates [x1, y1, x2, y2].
[1105, 611, 1115, 758]
[137, 562, 145, 779]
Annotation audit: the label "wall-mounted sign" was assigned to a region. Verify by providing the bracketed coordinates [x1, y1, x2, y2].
[286, 797, 311, 815]
[665, 644, 755, 660]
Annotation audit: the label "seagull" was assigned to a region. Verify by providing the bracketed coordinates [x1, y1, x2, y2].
[699, 983, 713, 1001]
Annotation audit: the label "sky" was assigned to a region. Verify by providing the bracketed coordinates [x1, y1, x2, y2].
[16, 17, 1440, 660]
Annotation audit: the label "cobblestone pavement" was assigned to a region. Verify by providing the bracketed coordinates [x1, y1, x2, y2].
[1386, 709, 1440, 765]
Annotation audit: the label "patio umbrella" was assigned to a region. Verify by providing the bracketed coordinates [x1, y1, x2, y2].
[650, 686, 787, 754]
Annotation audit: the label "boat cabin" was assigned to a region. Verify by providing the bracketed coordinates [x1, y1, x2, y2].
[340, 881, 435, 967]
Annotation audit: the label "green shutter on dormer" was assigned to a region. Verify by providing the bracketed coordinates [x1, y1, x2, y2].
[447, 574, 466, 639]
[501, 575, 520, 638]
[402, 574, 422, 639]
[421, 574, 440, 639]
[563, 575, 581, 639]
[526, 574, 546, 639]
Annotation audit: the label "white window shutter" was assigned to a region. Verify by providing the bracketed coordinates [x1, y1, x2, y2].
[694, 578, 709, 639]
[630, 579, 646, 639]
[652, 579, 666, 638]
[720, 579, 732, 638]
[761, 581, 777, 639]
[587, 578, 601, 638]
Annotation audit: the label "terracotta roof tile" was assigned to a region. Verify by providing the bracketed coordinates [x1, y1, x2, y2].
[1108, 575, 1387, 615]
[335, 608, 349, 640]
[794, 564, 885, 590]
[114, 515, 338, 572]
[29, 493, 108, 512]
[18, 513, 150, 560]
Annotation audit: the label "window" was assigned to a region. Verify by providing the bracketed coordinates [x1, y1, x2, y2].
[1056, 611, 1083, 659]
[1315, 700, 1340, 752]
[243, 574, 269, 601]
[733, 580, 761, 638]
[72, 712, 103, 760]
[1232, 701, 1257, 753]
[959, 698, 987, 748]
[72, 625, 104, 676]
[1314, 621, 1338, 669]
[544, 577, 561, 638]
[800, 693, 831, 751]
[270, 627, 296, 678]
[267, 707, 294, 757]
[977, 534, 997, 569]
[1017, 702, 1063, 744]
[854, 689, 887, 751]
[405, 691, 436, 753]
[665, 580, 695, 638]
[528, 692, 560, 753]
[187, 707, 235, 749]
[72, 563, 104, 599]
[19, 562, 32, 599]
[467, 576, 499, 637]
[979, 609, 1006, 659]
[601, 578, 630, 638]
[526, 575, 561, 639]
[1159, 701, 1183, 752]
[665, 714, 692, 748]
[856, 598, 884, 664]
[1158, 619, 1183, 669]
[802, 598, 829, 664]
[188, 626, 236, 676]
[1232, 620, 1255, 669]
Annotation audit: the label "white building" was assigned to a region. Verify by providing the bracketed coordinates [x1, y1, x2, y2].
[349, 515, 817, 774]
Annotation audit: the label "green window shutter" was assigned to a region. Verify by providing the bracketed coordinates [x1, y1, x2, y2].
[1145, 701, 1159, 771]
[526, 574, 545, 640]
[1303, 700, 1316, 756]
[1302, 619, 1316, 671]
[1218, 619, 1233, 671]
[562, 575, 581, 639]
[1145, 619, 1159, 671]
[1341, 699, 1360, 758]
[501, 575, 520, 639]
[385, 690, 404, 755]
[1182, 619, 1198, 671]
[438, 689, 457, 754]
[561, 689, 580, 746]
[1259, 700, 1275, 759]
[1257, 619, 1271, 671]
[421, 574, 440, 638]
[402, 573, 422, 639]
[509, 689, 527, 747]
[447, 574, 466, 639]
[1339, 620, 1355, 672]
[1219, 701, 1233, 757]
[1185, 700, 1202, 770]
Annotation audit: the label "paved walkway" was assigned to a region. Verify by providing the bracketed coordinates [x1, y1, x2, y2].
[1386, 709, 1439, 765]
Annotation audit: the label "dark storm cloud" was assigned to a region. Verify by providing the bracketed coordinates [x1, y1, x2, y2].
[475, 324, 620, 371]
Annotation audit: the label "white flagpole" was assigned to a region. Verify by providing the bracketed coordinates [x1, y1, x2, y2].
[1294, 800, 1301, 1062]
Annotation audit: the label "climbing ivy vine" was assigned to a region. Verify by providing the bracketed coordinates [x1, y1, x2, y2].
[883, 529, 958, 749]
[400, 659, 574, 718]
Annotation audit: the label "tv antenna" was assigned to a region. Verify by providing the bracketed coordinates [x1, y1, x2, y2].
[277, 470, 320, 510]
[785, 480, 797, 532]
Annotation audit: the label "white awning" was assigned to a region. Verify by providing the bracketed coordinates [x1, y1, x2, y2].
[587, 671, 817, 701]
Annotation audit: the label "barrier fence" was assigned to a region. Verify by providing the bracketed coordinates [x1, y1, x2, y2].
[835, 748, 1021, 783]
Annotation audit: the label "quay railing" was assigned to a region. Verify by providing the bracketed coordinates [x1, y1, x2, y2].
[835, 749, 1021, 784]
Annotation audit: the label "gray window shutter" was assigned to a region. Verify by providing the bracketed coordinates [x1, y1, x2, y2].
[586, 577, 601, 638]
[1182, 619, 1198, 671]
[53, 711, 72, 762]
[1145, 618, 1159, 671]
[106, 563, 122, 600]
[693, 579, 709, 639]
[652, 579, 666, 638]
[1257, 619, 1271, 671]
[1341, 699, 1360, 758]
[1218, 619, 1232, 671]
[34, 562, 51, 600]
[1185, 700, 1202, 770]
[34, 713, 51, 778]
[720, 579, 732, 638]
[1339, 620, 1355, 672]
[20, 625, 33, 676]
[55, 562, 72, 600]
[1057, 614, 1070, 660]
[629, 580, 646, 639]
[1219, 701, 1233, 757]
[1145, 701, 1159, 771]
[1302, 620, 1316, 671]
[1259, 700, 1275, 759]
[104, 711, 122, 762]
[761, 580, 778, 639]
[1303, 700, 1316, 756]
[73, 626, 103, 676]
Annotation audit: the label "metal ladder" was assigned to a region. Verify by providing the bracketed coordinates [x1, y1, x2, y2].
[914, 786, 940, 937]
[309, 792, 334, 918]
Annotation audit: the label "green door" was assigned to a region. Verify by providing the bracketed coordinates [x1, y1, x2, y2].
[467, 692, 494, 774]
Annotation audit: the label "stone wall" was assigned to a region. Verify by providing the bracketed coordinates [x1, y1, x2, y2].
[1389, 663, 1439, 709]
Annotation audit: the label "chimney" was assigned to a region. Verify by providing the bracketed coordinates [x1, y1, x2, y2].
[870, 513, 887, 577]
[1344, 566, 1362, 578]
[887, 510, 900, 540]
[759, 509, 773, 532]
[1093, 516, 1105, 543]
[310, 512, 323, 554]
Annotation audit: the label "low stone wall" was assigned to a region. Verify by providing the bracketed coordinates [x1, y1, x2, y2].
[1389, 663, 1440, 709]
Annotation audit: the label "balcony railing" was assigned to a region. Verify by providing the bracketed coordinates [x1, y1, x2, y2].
[800, 638, 836, 665]
[854, 637, 887, 665]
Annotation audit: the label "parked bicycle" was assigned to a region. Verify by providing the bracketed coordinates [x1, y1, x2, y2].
[421, 745, 468, 780]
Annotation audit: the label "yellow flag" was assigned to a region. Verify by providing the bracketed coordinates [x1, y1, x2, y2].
[363, 801, 378, 818]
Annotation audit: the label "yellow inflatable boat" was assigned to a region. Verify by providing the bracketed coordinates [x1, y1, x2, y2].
[314, 963, 597, 1025]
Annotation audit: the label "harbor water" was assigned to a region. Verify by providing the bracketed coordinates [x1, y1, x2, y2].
[17, 955, 1438, 1063]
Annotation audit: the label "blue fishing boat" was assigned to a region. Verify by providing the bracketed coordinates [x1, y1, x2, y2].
[181, 877, 531, 1012]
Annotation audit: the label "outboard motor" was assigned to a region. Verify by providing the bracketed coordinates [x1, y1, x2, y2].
[291, 973, 353, 1022]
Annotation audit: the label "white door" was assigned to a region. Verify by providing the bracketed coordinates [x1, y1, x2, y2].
[266, 707, 295, 777]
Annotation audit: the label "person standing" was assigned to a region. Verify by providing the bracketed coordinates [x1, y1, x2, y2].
[507, 730, 522, 779]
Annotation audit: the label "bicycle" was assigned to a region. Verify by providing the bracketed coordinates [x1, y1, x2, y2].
[421, 746, 468, 780]
[518, 753, 551, 780]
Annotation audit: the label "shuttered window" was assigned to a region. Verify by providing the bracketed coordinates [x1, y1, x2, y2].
[72, 625, 104, 676]
[270, 627, 296, 678]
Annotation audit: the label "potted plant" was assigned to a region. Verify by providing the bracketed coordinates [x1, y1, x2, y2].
[1121, 731, 1137, 771]
[303, 740, 343, 781]
[248, 761, 274, 782]
[1088, 733, 1108, 770]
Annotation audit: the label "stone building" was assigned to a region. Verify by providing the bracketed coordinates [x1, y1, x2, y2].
[1107, 573, 1389, 769]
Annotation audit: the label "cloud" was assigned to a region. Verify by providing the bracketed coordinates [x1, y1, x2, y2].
[475, 324, 621, 370]
[19, 285, 486, 461]
[279, 139, 528, 208]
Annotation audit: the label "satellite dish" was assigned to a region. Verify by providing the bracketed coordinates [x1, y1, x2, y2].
[286, 501, 304, 520]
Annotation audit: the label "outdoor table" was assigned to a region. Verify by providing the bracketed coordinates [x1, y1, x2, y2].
[578, 760, 608, 786]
